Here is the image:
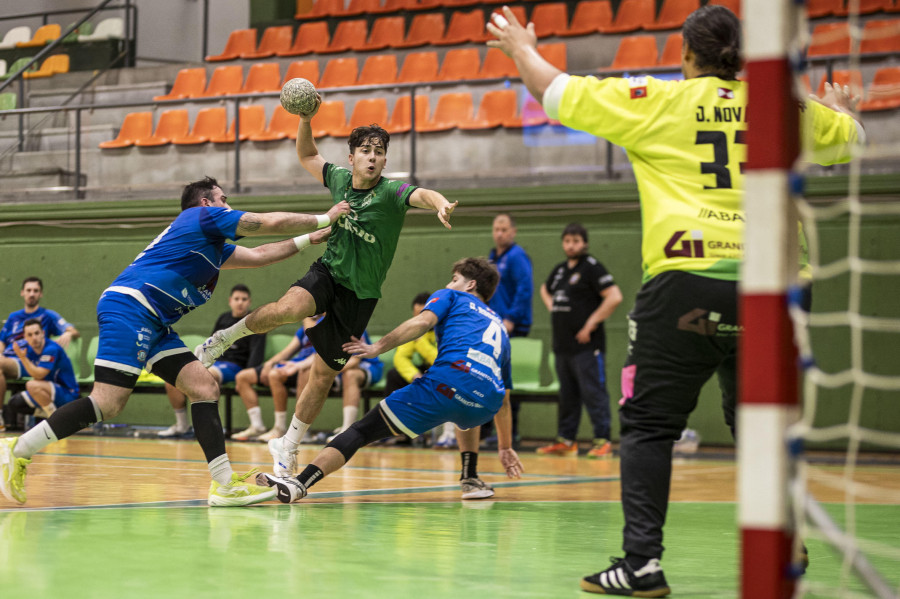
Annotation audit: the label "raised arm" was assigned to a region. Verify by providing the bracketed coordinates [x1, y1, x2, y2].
[409, 188, 458, 229]
[343, 311, 439, 359]
[487, 6, 564, 105]
[234, 201, 348, 238]
[296, 94, 327, 183]
[222, 225, 334, 270]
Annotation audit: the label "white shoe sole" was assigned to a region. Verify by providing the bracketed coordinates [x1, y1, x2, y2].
[461, 488, 495, 500]
[208, 487, 276, 507]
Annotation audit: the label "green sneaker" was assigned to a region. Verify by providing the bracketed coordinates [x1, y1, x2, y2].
[208, 468, 277, 507]
[0, 437, 30, 505]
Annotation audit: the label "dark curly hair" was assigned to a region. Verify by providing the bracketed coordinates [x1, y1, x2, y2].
[348, 124, 390, 154]
[682, 5, 743, 80]
[452, 257, 500, 302]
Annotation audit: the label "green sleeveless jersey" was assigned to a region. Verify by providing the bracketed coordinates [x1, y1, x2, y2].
[321, 163, 417, 299]
[557, 75, 857, 282]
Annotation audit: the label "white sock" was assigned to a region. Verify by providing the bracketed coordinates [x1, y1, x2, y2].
[208, 454, 233, 485]
[174, 408, 188, 430]
[14, 420, 58, 459]
[274, 411, 287, 430]
[221, 318, 255, 345]
[442, 422, 456, 435]
[247, 406, 264, 429]
[341, 406, 359, 432]
[284, 414, 309, 450]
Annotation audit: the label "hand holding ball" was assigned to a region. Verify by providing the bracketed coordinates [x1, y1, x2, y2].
[281, 78, 320, 117]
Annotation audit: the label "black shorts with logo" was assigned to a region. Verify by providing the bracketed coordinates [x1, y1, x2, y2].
[291, 259, 378, 371]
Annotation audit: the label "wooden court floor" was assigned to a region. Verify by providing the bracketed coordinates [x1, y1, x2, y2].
[2, 435, 898, 598]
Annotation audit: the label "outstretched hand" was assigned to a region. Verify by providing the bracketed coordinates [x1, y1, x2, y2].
[342, 336, 380, 359]
[486, 6, 537, 58]
[310, 226, 332, 245]
[499, 448, 524, 479]
[809, 82, 860, 118]
[327, 200, 351, 223]
[437, 201, 458, 229]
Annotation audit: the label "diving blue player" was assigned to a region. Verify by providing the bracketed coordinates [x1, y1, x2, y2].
[0, 176, 349, 507]
[258, 257, 525, 503]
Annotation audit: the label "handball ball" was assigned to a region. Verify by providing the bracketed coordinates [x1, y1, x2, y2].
[280, 78, 319, 116]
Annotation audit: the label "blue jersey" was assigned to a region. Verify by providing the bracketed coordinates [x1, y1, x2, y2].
[22, 339, 79, 395]
[488, 243, 533, 331]
[1, 307, 71, 357]
[105, 207, 244, 326]
[423, 288, 512, 412]
[290, 324, 317, 363]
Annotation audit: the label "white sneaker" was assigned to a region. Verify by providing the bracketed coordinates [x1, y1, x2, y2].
[195, 330, 230, 368]
[158, 424, 191, 438]
[460, 477, 495, 500]
[268, 437, 297, 477]
[231, 425, 267, 442]
[434, 430, 458, 449]
[256, 427, 286, 443]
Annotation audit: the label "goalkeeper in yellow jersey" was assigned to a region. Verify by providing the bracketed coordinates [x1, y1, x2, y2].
[489, 4, 862, 596]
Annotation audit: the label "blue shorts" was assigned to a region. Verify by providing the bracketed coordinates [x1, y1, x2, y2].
[95, 292, 192, 376]
[7, 357, 26, 379]
[23, 383, 79, 408]
[379, 376, 497, 438]
[210, 360, 242, 385]
[332, 359, 384, 392]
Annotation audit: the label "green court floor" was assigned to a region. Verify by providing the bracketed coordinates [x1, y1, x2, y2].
[3, 501, 898, 598]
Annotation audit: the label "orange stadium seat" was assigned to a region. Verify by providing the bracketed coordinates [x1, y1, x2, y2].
[444, 0, 480, 7]
[296, 0, 344, 20]
[279, 22, 330, 56]
[310, 100, 346, 137]
[99, 112, 153, 149]
[409, 0, 443, 10]
[243, 26, 293, 59]
[861, 19, 900, 53]
[437, 48, 481, 81]
[607, 35, 658, 70]
[532, 3, 569, 38]
[396, 13, 445, 48]
[212, 105, 267, 143]
[319, 57, 359, 88]
[23, 54, 69, 79]
[371, 0, 416, 13]
[333, 98, 390, 136]
[538, 43, 567, 71]
[607, 0, 656, 33]
[345, 0, 381, 16]
[437, 9, 488, 45]
[807, 0, 843, 17]
[360, 16, 406, 51]
[564, 1, 615, 36]
[816, 69, 864, 97]
[835, 0, 892, 15]
[398, 51, 439, 83]
[459, 89, 518, 129]
[419, 92, 473, 132]
[283, 60, 320, 87]
[172, 107, 227, 145]
[478, 47, 517, 78]
[859, 67, 900, 110]
[808, 23, 851, 56]
[386, 94, 430, 133]
[251, 105, 302, 141]
[17, 23, 60, 48]
[154, 68, 206, 101]
[241, 62, 281, 93]
[645, 0, 699, 30]
[358, 54, 398, 85]
[201, 65, 243, 96]
[707, 0, 741, 16]
[658, 33, 683, 67]
[135, 109, 189, 146]
[322, 19, 368, 53]
[206, 29, 256, 61]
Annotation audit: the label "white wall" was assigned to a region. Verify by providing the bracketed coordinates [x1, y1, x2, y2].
[0, 0, 248, 64]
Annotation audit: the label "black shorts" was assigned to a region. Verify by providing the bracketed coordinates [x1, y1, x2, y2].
[292, 260, 378, 371]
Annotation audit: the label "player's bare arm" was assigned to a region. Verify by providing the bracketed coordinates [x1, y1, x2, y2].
[576, 284, 623, 344]
[11, 344, 49, 380]
[494, 391, 524, 478]
[223, 226, 333, 270]
[487, 6, 562, 104]
[296, 93, 327, 183]
[343, 311, 439, 359]
[409, 188, 458, 229]
[235, 203, 349, 238]
[55, 325, 80, 348]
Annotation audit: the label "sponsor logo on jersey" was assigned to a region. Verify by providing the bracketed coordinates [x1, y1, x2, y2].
[698, 208, 745, 222]
[664, 230, 704, 259]
[451, 360, 471, 373]
[568, 273, 581, 285]
[718, 87, 735, 100]
[677, 309, 742, 336]
[630, 86, 647, 99]
[40, 355, 55, 363]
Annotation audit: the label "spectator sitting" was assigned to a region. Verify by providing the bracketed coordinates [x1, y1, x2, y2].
[327, 330, 384, 442]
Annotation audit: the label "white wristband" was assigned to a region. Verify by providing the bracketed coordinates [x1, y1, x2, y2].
[293, 234, 311, 251]
[316, 214, 330, 229]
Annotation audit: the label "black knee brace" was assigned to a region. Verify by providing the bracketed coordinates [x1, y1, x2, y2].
[326, 406, 396, 462]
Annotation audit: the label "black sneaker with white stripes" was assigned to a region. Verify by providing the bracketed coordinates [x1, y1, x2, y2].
[256, 472, 307, 504]
[581, 557, 670, 597]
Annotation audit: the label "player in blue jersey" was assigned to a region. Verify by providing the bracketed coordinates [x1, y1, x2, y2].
[0, 176, 349, 507]
[257, 257, 525, 503]
[2, 319, 79, 428]
[0, 277, 80, 431]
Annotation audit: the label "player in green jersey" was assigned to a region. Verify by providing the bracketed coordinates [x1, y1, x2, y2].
[197, 100, 457, 478]
[488, 5, 862, 596]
